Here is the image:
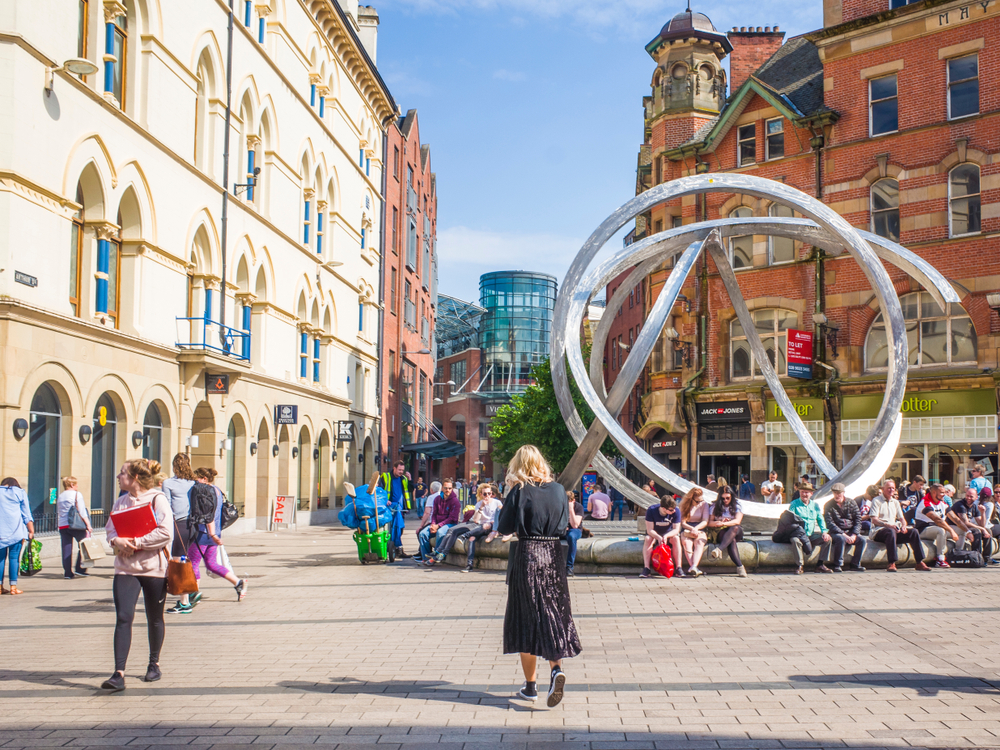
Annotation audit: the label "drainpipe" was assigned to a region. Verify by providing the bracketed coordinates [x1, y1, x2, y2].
[375, 112, 394, 477]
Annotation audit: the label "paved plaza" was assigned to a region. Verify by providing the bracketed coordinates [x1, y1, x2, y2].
[1, 525, 999, 750]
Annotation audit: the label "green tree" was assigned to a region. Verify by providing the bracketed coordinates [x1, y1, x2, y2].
[489, 353, 620, 475]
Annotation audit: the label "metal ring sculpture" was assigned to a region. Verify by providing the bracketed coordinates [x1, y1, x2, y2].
[552, 174, 961, 517]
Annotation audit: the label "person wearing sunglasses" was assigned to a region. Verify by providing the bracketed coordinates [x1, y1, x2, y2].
[428, 482, 503, 571]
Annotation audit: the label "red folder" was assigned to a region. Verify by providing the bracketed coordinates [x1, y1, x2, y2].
[110, 503, 157, 537]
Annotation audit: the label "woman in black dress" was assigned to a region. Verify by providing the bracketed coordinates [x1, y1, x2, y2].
[497, 445, 581, 707]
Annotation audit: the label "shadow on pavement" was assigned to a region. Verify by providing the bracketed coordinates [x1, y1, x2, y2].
[0, 668, 106, 690]
[790, 672, 1000, 695]
[280, 676, 536, 708]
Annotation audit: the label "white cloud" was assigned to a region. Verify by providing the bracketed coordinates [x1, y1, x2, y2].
[435, 225, 584, 301]
[493, 68, 527, 81]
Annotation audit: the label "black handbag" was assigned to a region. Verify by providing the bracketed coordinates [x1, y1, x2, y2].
[219, 491, 239, 530]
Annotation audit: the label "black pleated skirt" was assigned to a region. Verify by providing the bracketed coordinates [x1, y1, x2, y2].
[503, 539, 582, 662]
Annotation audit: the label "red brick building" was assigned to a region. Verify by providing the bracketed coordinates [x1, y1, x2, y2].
[627, 1, 999, 493]
[380, 110, 437, 472]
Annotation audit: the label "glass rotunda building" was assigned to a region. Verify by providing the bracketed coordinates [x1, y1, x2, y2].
[478, 271, 558, 395]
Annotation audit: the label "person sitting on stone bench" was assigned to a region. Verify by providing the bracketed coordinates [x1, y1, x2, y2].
[429, 482, 503, 570]
[586, 486, 610, 521]
[786, 482, 832, 575]
[418, 478, 459, 565]
[913, 482, 958, 568]
[869, 479, 930, 572]
[823, 482, 868, 572]
[948, 486, 992, 559]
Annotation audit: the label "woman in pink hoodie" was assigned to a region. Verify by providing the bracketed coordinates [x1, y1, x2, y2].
[102, 458, 173, 692]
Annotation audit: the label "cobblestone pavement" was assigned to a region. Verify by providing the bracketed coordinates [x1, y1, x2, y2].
[1, 524, 999, 750]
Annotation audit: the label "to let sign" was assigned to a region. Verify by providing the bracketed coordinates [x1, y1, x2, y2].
[272, 495, 293, 525]
[787, 329, 814, 379]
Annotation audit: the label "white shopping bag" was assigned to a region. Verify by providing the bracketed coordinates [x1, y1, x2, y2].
[207, 545, 235, 579]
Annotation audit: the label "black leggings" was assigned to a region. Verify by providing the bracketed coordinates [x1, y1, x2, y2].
[872, 526, 923, 564]
[718, 525, 744, 566]
[113, 574, 167, 672]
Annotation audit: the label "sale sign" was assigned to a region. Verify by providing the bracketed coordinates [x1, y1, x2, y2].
[272, 495, 294, 526]
[787, 329, 814, 379]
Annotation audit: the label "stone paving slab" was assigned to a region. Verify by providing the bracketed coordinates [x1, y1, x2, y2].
[1, 525, 1000, 750]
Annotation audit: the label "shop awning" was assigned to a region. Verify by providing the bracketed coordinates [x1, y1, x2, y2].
[400, 439, 467, 459]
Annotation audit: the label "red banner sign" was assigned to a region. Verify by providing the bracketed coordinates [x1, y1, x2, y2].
[787, 329, 814, 379]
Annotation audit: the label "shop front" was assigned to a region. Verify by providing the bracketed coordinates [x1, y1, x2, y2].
[764, 397, 828, 492]
[841, 389, 998, 490]
[696, 400, 751, 487]
[648, 430, 683, 475]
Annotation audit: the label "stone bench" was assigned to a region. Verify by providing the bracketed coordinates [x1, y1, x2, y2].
[448, 534, 942, 574]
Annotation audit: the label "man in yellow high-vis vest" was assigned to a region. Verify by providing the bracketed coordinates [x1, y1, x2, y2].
[379, 460, 411, 559]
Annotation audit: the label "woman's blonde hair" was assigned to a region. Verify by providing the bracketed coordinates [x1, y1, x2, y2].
[680, 486, 704, 520]
[717, 476, 729, 489]
[476, 483, 495, 502]
[61, 476, 78, 490]
[125, 459, 163, 491]
[505, 445, 553, 488]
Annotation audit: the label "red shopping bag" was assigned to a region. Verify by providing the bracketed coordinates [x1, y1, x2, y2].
[650, 543, 675, 578]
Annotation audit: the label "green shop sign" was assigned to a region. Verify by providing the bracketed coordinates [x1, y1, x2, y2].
[842, 389, 995, 420]
[765, 398, 825, 422]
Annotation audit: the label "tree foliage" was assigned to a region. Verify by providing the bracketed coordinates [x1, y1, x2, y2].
[489, 350, 620, 475]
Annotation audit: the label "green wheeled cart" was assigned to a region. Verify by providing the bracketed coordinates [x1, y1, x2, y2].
[353, 519, 395, 564]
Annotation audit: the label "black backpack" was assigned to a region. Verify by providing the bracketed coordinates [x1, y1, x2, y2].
[946, 548, 985, 568]
[188, 483, 217, 527]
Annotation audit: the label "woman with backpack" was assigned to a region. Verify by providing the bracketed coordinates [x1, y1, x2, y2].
[57, 476, 92, 579]
[102, 459, 173, 691]
[188, 468, 247, 602]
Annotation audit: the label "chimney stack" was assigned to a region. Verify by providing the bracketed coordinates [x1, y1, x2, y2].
[726, 26, 785, 92]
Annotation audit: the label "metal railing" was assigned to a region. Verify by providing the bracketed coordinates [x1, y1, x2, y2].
[175, 318, 250, 361]
[33, 509, 108, 536]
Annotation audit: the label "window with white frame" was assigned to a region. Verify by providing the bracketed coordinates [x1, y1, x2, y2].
[768, 204, 795, 264]
[730, 309, 796, 380]
[737, 124, 756, 166]
[947, 54, 978, 120]
[871, 179, 900, 242]
[949, 164, 981, 237]
[870, 74, 898, 136]
[765, 118, 784, 160]
[729, 207, 753, 268]
[865, 291, 976, 370]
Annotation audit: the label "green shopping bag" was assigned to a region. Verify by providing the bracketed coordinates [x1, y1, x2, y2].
[19, 539, 42, 577]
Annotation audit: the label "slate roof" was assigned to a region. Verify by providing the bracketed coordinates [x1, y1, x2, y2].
[752, 36, 826, 118]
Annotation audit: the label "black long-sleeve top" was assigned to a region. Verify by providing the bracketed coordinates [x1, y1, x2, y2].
[497, 481, 569, 538]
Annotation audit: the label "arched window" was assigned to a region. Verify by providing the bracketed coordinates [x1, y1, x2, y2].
[730, 309, 796, 380]
[949, 164, 981, 237]
[729, 207, 753, 268]
[871, 179, 900, 242]
[105, 5, 127, 108]
[70, 186, 84, 316]
[91, 393, 118, 513]
[866, 291, 977, 370]
[28, 384, 61, 518]
[142, 403, 162, 464]
[768, 204, 795, 264]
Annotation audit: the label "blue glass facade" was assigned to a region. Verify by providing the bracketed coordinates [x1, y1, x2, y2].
[478, 271, 557, 394]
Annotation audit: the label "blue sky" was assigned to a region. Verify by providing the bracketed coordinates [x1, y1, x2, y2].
[376, 0, 824, 303]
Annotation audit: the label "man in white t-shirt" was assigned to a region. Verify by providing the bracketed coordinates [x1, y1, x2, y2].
[761, 471, 783, 504]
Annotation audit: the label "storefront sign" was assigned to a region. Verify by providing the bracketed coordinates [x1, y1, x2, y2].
[484, 401, 508, 416]
[205, 374, 230, 394]
[650, 430, 682, 454]
[274, 405, 298, 425]
[766, 398, 824, 422]
[337, 420, 356, 442]
[842, 389, 995, 420]
[697, 401, 750, 423]
[787, 329, 813, 379]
